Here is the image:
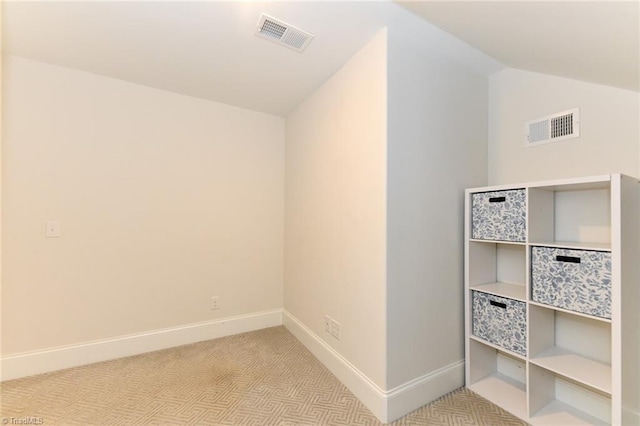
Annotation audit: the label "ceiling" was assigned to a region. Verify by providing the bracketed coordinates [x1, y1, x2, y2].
[396, 1, 639, 92]
[2, 1, 500, 116]
[2, 2, 637, 117]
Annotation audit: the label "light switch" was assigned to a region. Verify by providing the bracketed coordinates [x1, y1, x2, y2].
[46, 221, 61, 238]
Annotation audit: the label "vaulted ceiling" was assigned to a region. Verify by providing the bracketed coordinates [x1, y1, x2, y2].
[396, 1, 639, 93]
[3, 1, 637, 117]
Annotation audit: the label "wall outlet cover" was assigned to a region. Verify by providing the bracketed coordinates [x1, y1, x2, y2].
[330, 319, 340, 340]
[211, 296, 220, 310]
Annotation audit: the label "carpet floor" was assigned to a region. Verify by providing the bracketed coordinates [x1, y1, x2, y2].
[1, 326, 527, 425]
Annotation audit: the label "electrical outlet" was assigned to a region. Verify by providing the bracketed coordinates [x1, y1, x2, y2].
[324, 315, 331, 332]
[211, 296, 220, 310]
[46, 220, 61, 238]
[330, 319, 340, 340]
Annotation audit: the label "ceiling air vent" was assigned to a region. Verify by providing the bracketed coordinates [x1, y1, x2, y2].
[255, 14, 314, 53]
[525, 108, 580, 146]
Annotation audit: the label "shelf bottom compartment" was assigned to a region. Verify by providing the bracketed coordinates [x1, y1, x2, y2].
[468, 339, 527, 420]
[529, 364, 611, 425]
[531, 400, 609, 426]
[469, 373, 527, 420]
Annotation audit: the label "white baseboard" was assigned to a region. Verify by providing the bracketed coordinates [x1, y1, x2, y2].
[282, 310, 388, 420]
[386, 360, 464, 422]
[1, 309, 282, 382]
[283, 310, 464, 423]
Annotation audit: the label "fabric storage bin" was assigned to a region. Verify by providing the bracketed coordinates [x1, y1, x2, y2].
[472, 189, 526, 242]
[531, 246, 612, 319]
[472, 291, 527, 356]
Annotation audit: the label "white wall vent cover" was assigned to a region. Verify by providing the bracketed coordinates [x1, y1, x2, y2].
[255, 14, 314, 53]
[525, 108, 580, 147]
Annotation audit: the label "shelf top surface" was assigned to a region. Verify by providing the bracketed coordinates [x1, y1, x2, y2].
[466, 174, 614, 194]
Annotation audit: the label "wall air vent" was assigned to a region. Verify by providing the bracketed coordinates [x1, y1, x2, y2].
[525, 108, 580, 147]
[255, 14, 314, 53]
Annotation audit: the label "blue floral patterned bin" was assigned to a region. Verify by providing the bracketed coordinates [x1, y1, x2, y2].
[471, 189, 526, 242]
[531, 246, 612, 319]
[472, 291, 527, 356]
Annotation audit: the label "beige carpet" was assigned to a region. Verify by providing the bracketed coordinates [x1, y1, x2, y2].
[1, 326, 527, 425]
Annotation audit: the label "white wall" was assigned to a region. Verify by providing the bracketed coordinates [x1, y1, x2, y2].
[489, 68, 640, 185]
[1, 56, 284, 355]
[284, 30, 388, 389]
[385, 31, 489, 389]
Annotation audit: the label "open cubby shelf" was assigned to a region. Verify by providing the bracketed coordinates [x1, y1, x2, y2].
[469, 374, 527, 420]
[468, 339, 528, 420]
[529, 347, 611, 394]
[531, 400, 610, 426]
[464, 174, 640, 425]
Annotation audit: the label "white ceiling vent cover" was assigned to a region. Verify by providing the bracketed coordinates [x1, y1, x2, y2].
[525, 108, 580, 146]
[255, 14, 314, 53]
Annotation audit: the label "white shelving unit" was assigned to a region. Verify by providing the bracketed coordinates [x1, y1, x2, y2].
[464, 174, 640, 425]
